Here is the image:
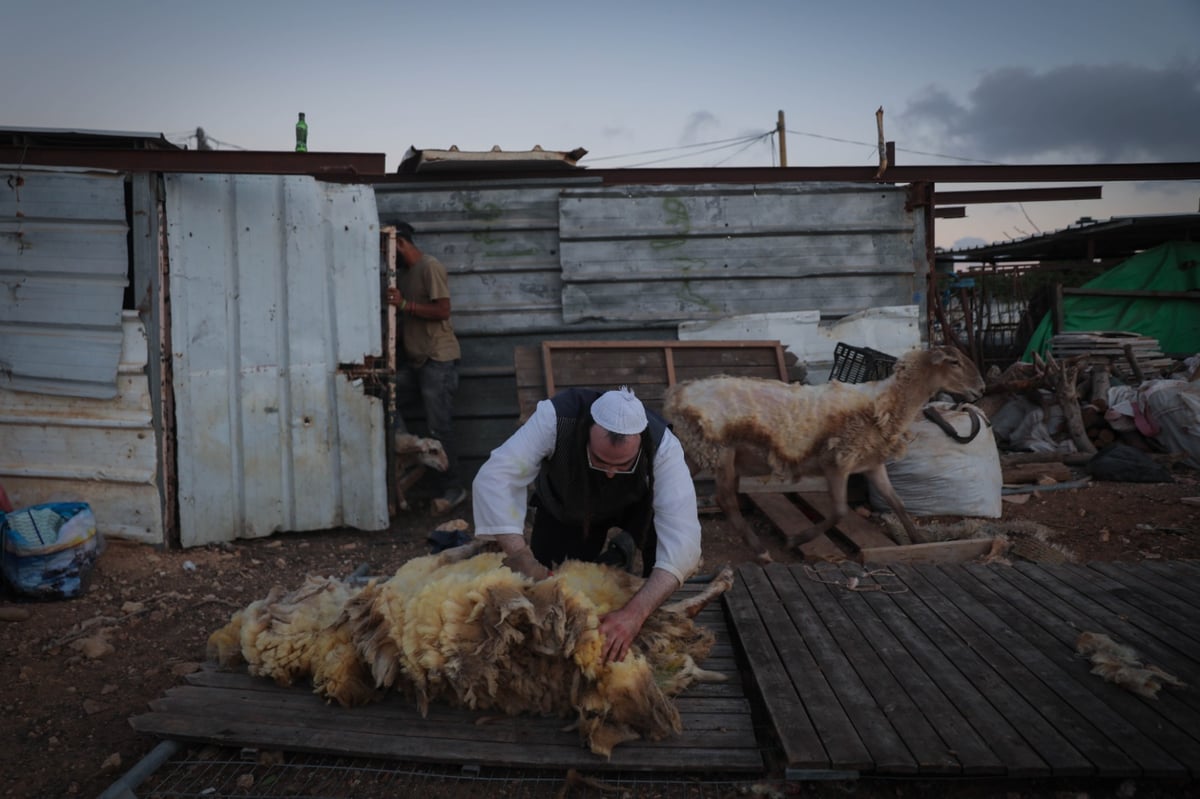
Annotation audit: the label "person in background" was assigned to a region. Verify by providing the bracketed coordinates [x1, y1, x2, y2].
[0, 480, 13, 513]
[472, 386, 703, 664]
[386, 221, 467, 514]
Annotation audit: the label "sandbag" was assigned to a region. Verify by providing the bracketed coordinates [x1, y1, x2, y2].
[869, 402, 1002, 518]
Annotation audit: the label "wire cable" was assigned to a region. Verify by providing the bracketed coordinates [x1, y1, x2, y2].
[786, 128, 1003, 165]
[710, 132, 774, 167]
[586, 131, 773, 162]
[607, 133, 776, 168]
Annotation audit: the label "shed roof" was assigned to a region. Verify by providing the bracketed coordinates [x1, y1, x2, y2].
[943, 213, 1200, 264]
[0, 126, 181, 150]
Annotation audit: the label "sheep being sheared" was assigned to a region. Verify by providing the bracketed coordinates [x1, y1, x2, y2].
[208, 540, 733, 758]
[663, 345, 985, 563]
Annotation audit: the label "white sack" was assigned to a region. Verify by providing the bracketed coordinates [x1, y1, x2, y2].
[1142, 380, 1200, 469]
[869, 402, 1003, 518]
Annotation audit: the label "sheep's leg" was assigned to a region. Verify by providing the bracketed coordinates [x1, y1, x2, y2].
[713, 449, 771, 565]
[435, 538, 497, 565]
[862, 464, 927, 544]
[662, 565, 734, 618]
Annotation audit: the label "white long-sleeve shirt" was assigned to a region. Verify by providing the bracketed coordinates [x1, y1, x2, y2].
[472, 398, 702, 584]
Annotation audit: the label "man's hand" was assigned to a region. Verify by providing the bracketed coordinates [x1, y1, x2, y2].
[386, 287, 405, 307]
[598, 604, 643, 664]
[502, 546, 550, 581]
[597, 568, 679, 664]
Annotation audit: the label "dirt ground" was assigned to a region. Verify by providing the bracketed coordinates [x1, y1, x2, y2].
[1, 467, 1198, 799]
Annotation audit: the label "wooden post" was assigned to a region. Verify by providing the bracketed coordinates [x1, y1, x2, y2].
[381, 227, 399, 517]
[875, 107, 887, 179]
[776, 110, 787, 167]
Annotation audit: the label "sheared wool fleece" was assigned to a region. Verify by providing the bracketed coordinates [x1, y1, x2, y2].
[207, 545, 727, 757]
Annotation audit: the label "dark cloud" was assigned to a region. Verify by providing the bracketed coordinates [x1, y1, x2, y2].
[680, 111, 719, 144]
[901, 60, 1200, 162]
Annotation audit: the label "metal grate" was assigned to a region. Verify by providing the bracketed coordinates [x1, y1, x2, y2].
[124, 746, 785, 799]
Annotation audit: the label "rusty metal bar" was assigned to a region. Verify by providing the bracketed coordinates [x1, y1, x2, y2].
[935, 186, 1104, 205]
[0, 148, 385, 175]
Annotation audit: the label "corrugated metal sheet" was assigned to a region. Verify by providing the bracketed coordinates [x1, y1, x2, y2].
[0, 310, 163, 542]
[0, 166, 128, 398]
[165, 174, 388, 547]
[375, 179, 926, 483]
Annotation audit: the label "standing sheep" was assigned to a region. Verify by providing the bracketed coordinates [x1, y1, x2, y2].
[663, 345, 986, 563]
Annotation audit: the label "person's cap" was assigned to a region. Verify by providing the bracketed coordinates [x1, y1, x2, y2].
[394, 220, 415, 240]
[590, 386, 648, 435]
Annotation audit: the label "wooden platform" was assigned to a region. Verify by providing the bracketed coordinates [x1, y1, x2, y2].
[727, 559, 1200, 779]
[130, 593, 764, 774]
[130, 561, 1200, 784]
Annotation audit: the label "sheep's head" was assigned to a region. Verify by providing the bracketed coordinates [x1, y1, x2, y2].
[393, 433, 449, 472]
[922, 346, 985, 400]
[572, 656, 682, 758]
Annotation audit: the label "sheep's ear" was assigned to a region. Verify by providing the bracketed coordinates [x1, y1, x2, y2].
[926, 345, 955, 364]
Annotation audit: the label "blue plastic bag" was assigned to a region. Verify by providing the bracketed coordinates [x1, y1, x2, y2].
[1, 502, 104, 599]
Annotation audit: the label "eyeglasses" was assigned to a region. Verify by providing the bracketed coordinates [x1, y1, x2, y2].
[586, 445, 641, 475]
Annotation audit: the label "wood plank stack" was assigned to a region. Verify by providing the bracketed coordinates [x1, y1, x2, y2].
[1049, 331, 1173, 382]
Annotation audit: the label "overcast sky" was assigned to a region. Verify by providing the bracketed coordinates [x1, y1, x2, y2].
[3, 0, 1197, 249]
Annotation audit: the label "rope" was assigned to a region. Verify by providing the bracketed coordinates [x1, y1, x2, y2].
[801, 562, 909, 594]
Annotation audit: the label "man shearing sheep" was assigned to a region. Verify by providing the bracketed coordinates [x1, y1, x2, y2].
[472, 386, 702, 664]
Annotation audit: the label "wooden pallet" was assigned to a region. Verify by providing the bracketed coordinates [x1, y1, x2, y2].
[514, 339, 792, 422]
[726, 560, 1200, 779]
[130, 588, 763, 774]
[746, 486, 998, 566]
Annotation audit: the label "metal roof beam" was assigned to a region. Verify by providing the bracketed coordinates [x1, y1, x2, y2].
[0, 148, 385, 176]
[934, 186, 1104, 205]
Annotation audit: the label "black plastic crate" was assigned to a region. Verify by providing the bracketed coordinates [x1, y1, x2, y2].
[828, 342, 897, 384]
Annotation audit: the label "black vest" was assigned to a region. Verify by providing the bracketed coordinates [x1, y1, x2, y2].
[533, 389, 668, 525]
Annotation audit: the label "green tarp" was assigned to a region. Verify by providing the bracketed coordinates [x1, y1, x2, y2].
[1024, 241, 1200, 360]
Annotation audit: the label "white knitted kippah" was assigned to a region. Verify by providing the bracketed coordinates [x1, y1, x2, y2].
[590, 386, 648, 436]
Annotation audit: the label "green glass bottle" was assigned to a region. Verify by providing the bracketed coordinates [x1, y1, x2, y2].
[295, 112, 308, 152]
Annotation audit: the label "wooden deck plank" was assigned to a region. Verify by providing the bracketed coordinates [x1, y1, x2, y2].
[1063, 564, 1200, 656]
[1012, 562, 1200, 719]
[1017, 559, 1200, 686]
[891, 566, 1093, 776]
[948, 564, 1191, 777]
[785, 563, 960, 774]
[725, 566, 848, 770]
[147, 686, 754, 749]
[1129, 560, 1200, 605]
[913, 565, 1140, 777]
[966, 564, 1200, 777]
[856, 565, 1048, 777]
[827, 562, 1004, 775]
[1087, 561, 1200, 631]
[130, 713, 762, 771]
[762, 563, 915, 773]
